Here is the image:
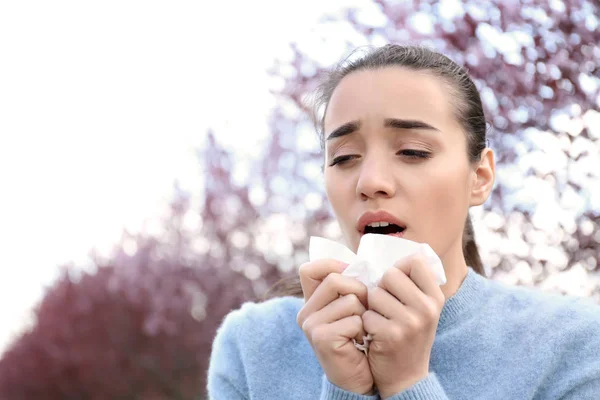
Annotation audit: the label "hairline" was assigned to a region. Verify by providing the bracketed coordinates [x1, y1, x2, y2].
[318, 65, 472, 151]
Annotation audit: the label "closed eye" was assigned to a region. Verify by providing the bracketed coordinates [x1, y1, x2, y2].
[329, 150, 431, 167]
[398, 149, 432, 159]
[329, 154, 358, 167]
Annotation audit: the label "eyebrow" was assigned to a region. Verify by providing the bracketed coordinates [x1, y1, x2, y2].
[326, 118, 440, 140]
[384, 118, 440, 132]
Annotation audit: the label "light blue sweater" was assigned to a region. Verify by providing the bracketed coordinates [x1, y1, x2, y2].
[207, 268, 600, 399]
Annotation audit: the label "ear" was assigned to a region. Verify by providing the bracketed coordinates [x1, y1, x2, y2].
[469, 148, 495, 206]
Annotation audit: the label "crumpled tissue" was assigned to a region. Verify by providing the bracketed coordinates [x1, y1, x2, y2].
[308, 233, 446, 354]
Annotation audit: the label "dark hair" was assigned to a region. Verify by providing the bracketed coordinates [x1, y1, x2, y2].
[264, 45, 487, 300]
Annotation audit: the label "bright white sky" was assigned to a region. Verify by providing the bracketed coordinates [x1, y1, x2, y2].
[0, 0, 366, 355]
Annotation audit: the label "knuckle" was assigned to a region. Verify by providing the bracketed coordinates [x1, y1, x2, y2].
[322, 272, 337, 285]
[389, 324, 405, 341]
[435, 292, 446, 307]
[406, 313, 424, 331]
[346, 293, 366, 314]
[298, 311, 311, 331]
[361, 309, 375, 324]
[296, 310, 306, 327]
[310, 325, 329, 345]
[345, 292, 358, 302]
[301, 318, 314, 335]
[423, 299, 441, 320]
[323, 272, 342, 291]
[343, 293, 358, 307]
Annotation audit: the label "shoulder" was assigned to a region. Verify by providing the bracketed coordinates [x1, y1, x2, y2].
[213, 295, 305, 350]
[488, 282, 600, 396]
[486, 277, 600, 326]
[208, 296, 324, 398]
[485, 277, 600, 354]
[207, 296, 307, 398]
[218, 295, 304, 332]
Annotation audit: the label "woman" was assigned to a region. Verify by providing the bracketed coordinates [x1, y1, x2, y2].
[207, 45, 600, 399]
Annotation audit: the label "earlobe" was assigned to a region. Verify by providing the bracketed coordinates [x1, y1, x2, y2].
[470, 148, 496, 206]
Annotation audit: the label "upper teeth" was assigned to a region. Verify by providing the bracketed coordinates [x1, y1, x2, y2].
[367, 222, 390, 228]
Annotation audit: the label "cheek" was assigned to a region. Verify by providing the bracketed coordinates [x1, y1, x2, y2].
[414, 162, 471, 235]
[325, 171, 359, 245]
[324, 170, 349, 215]
[434, 167, 470, 203]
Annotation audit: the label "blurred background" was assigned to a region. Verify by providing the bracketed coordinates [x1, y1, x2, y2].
[0, 0, 599, 398]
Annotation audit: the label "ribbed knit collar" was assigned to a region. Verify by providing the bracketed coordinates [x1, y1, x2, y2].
[437, 267, 488, 332]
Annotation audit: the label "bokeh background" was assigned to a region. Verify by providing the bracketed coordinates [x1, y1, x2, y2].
[1, 0, 599, 398]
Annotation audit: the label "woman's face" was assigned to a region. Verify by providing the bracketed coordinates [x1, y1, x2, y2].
[323, 67, 480, 264]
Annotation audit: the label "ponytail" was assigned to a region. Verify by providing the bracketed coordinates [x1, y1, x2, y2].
[463, 214, 485, 276]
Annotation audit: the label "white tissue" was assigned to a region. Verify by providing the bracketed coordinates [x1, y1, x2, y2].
[309, 233, 446, 289]
[308, 233, 447, 355]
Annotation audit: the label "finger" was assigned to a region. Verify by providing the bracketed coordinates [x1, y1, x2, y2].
[394, 254, 445, 304]
[361, 309, 392, 340]
[378, 266, 429, 310]
[303, 293, 367, 327]
[315, 315, 364, 349]
[298, 259, 347, 302]
[302, 294, 367, 342]
[297, 273, 368, 327]
[367, 286, 409, 321]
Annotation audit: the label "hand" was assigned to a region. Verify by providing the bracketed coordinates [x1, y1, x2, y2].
[362, 254, 445, 399]
[296, 259, 375, 395]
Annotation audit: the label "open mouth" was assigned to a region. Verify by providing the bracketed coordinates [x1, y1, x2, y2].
[364, 222, 406, 236]
[357, 211, 407, 238]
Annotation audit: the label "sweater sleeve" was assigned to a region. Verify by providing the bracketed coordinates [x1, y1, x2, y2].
[555, 320, 600, 399]
[385, 373, 449, 400]
[541, 297, 600, 399]
[320, 375, 381, 400]
[206, 311, 249, 400]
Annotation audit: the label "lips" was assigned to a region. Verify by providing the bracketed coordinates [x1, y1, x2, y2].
[356, 210, 407, 236]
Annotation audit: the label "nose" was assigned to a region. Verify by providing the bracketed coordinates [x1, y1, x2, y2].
[355, 155, 396, 200]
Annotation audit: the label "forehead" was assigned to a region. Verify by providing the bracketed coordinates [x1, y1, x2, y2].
[324, 67, 458, 132]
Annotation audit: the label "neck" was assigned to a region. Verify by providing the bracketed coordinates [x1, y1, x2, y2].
[439, 241, 469, 299]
